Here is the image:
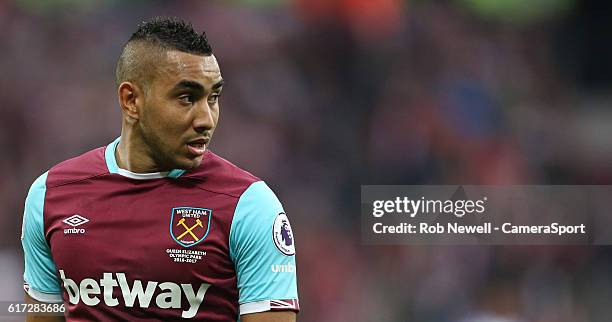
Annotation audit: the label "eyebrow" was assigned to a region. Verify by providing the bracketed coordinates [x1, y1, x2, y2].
[212, 79, 224, 91]
[173, 80, 205, 92]
[172, 79, 224, 92]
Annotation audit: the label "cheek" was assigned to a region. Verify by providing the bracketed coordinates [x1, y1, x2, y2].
[139, 105, 163, 136]
[142, 97, 197, 141]
[211, 106, 220, 125]
[145, 102, 185, 132]
[140, 103, 175, 143]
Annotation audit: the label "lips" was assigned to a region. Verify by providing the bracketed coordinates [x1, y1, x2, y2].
[186, 138, 209, 156]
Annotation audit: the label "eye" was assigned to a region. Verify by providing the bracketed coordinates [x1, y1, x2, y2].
[208, 93, 221, 104]
[178, 94, 194, 105]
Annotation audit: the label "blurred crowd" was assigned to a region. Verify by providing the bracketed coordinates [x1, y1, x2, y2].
[1, 0, 612, 321]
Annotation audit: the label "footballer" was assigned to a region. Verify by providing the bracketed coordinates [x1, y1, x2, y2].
[21, 17, 299, 321]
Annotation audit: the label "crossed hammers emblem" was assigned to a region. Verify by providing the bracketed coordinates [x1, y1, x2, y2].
[176, 218, 204, 241]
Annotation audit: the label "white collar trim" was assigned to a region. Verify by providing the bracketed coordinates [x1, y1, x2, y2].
[117, 168, 169, 180]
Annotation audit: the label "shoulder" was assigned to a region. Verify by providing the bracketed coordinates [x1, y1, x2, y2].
[230, 180, 290, 255]
[180, 151, 261, 199]
[45, 146, 108, 189]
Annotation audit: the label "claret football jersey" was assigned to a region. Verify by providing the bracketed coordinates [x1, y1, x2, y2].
[21, 138, 299, 321]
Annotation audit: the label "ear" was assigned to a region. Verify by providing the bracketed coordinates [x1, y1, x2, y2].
[117, 81, 144, 122]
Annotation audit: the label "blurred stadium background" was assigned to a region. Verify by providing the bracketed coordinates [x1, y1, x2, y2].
[2, 0, 612, 321]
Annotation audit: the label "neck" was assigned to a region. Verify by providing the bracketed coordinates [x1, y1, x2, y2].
[116, 129, 162, 173]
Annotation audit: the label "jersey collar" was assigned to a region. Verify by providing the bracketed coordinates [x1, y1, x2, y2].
[104, 137, 186, 180]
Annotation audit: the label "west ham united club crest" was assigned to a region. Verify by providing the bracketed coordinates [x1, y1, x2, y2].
[170, 207, 212, 247]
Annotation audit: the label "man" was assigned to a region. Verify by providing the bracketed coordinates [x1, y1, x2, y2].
[21, 17, 298, 321]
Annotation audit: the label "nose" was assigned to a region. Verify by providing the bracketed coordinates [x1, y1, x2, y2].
[192, 101, 215, 133]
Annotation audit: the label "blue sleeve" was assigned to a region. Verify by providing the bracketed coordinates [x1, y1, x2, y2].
[21, 171, 63, 303]
[230, 181, 299, 315]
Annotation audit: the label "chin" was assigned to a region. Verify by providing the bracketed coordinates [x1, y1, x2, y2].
[175, 156, 204, 170]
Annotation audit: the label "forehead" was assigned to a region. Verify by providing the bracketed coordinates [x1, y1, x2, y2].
[157, 51, 221, 85]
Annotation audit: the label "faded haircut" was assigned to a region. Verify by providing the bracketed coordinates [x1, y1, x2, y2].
[115, 17, 213, 89]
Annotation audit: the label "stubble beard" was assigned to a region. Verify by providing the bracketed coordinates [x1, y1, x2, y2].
[138, 120, 177, 171]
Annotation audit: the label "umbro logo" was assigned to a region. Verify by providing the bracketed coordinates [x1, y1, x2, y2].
[63, 214, 89, 227]
[63, 214, 89, 235]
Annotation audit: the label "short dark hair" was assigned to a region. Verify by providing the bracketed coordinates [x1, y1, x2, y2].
[129, 17, 213, 56]
[115, 17, 213, 88]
